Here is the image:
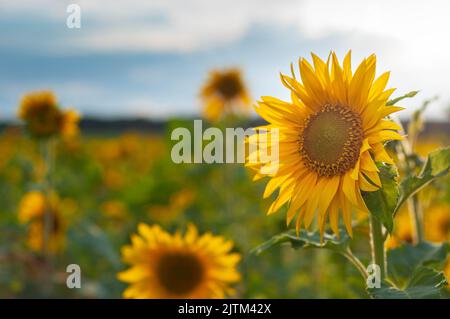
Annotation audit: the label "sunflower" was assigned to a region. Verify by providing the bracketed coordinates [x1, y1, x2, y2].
[247, 51, 403, 237]
[200, 68, 251, 122]
[18, 191, 66, 254]
[385, 204, 450, 249]
[117, 223, 241, 299]
[18, 91, 61, 137]
[18, 90, 80, 138]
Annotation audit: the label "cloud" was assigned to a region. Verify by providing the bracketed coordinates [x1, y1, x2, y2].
[2, 0, 450, 119]
[4, 0, 450, 60]
[2, 0, 303, 53]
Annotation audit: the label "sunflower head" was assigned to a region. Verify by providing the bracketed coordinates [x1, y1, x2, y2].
[18, 91, 62, 137]
[200, 68, 251, 122]
[118, 223, 241, 299]
[18, 191, 66, 254]
[248, 51, 404, 238]
[18, 91, 80, 138]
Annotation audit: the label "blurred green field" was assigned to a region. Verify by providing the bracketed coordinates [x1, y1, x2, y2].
[0, 119, 448, 298]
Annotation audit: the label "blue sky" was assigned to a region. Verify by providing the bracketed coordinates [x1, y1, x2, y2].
[1, 0, 450, 120]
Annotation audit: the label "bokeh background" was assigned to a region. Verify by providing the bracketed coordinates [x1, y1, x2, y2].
[0, 0, 449, 298]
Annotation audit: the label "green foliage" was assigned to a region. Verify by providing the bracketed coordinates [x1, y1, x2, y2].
[363, 164, 399, 233]
[1, 110, 449, 298]
[386, 91, 419, 106]
[69, 223, 122, 269]
[251, 229, 350, 256]
[387, 242, 449, 284]
[395, 147, 450, 215]
[368, 267, 447, 299]
[368, 242, 449, 299]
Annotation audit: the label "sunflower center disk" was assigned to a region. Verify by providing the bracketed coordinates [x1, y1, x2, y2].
[217, 75, 241, 99]
[156, 252, 204, 295]
[301, 105, 363, 177]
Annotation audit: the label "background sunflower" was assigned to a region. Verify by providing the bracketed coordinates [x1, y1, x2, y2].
[117, 224, 241, 298]
[200, 68, 251, 122]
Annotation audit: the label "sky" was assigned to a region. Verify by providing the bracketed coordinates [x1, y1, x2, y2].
[1, 0, 450, 120]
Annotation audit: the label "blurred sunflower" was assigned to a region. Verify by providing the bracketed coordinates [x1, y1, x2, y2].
[386, 204, 450, 249]
[247, 51, 403, 237]
[385, 208, 413, 249]
[424, 204, 450, 242]
[18, 191, 46, 223]
[18, 191, 66, 254]
[18, 90, 80, 138]
[200, 68, 251, 122]
[18, 91, 61, 137]
[118, 223, 240, 299]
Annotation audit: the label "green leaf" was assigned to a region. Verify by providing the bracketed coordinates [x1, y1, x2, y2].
[363, 164, 399, 233]
[371, 242, 450, 299]
[368, 267, 447, 299]
[386, 91, 419, 106]
[251, 228, 350, 256]
[387, 241, 449, 285]
[394, 147, 450, 215]
[69, 223, 122, 269]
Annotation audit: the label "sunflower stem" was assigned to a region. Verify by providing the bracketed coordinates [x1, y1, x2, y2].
[369, 215, 386, 279]
[398, 139, 424, 243]
[342, 248, 368, 280]
[407, 195, 425, 243]
[392, 116, 424, 243]
[40, 139, 51, 257]
[40, 137, 55, 295]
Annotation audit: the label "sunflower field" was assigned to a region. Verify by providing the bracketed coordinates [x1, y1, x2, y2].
[0, 52, 449, 299]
